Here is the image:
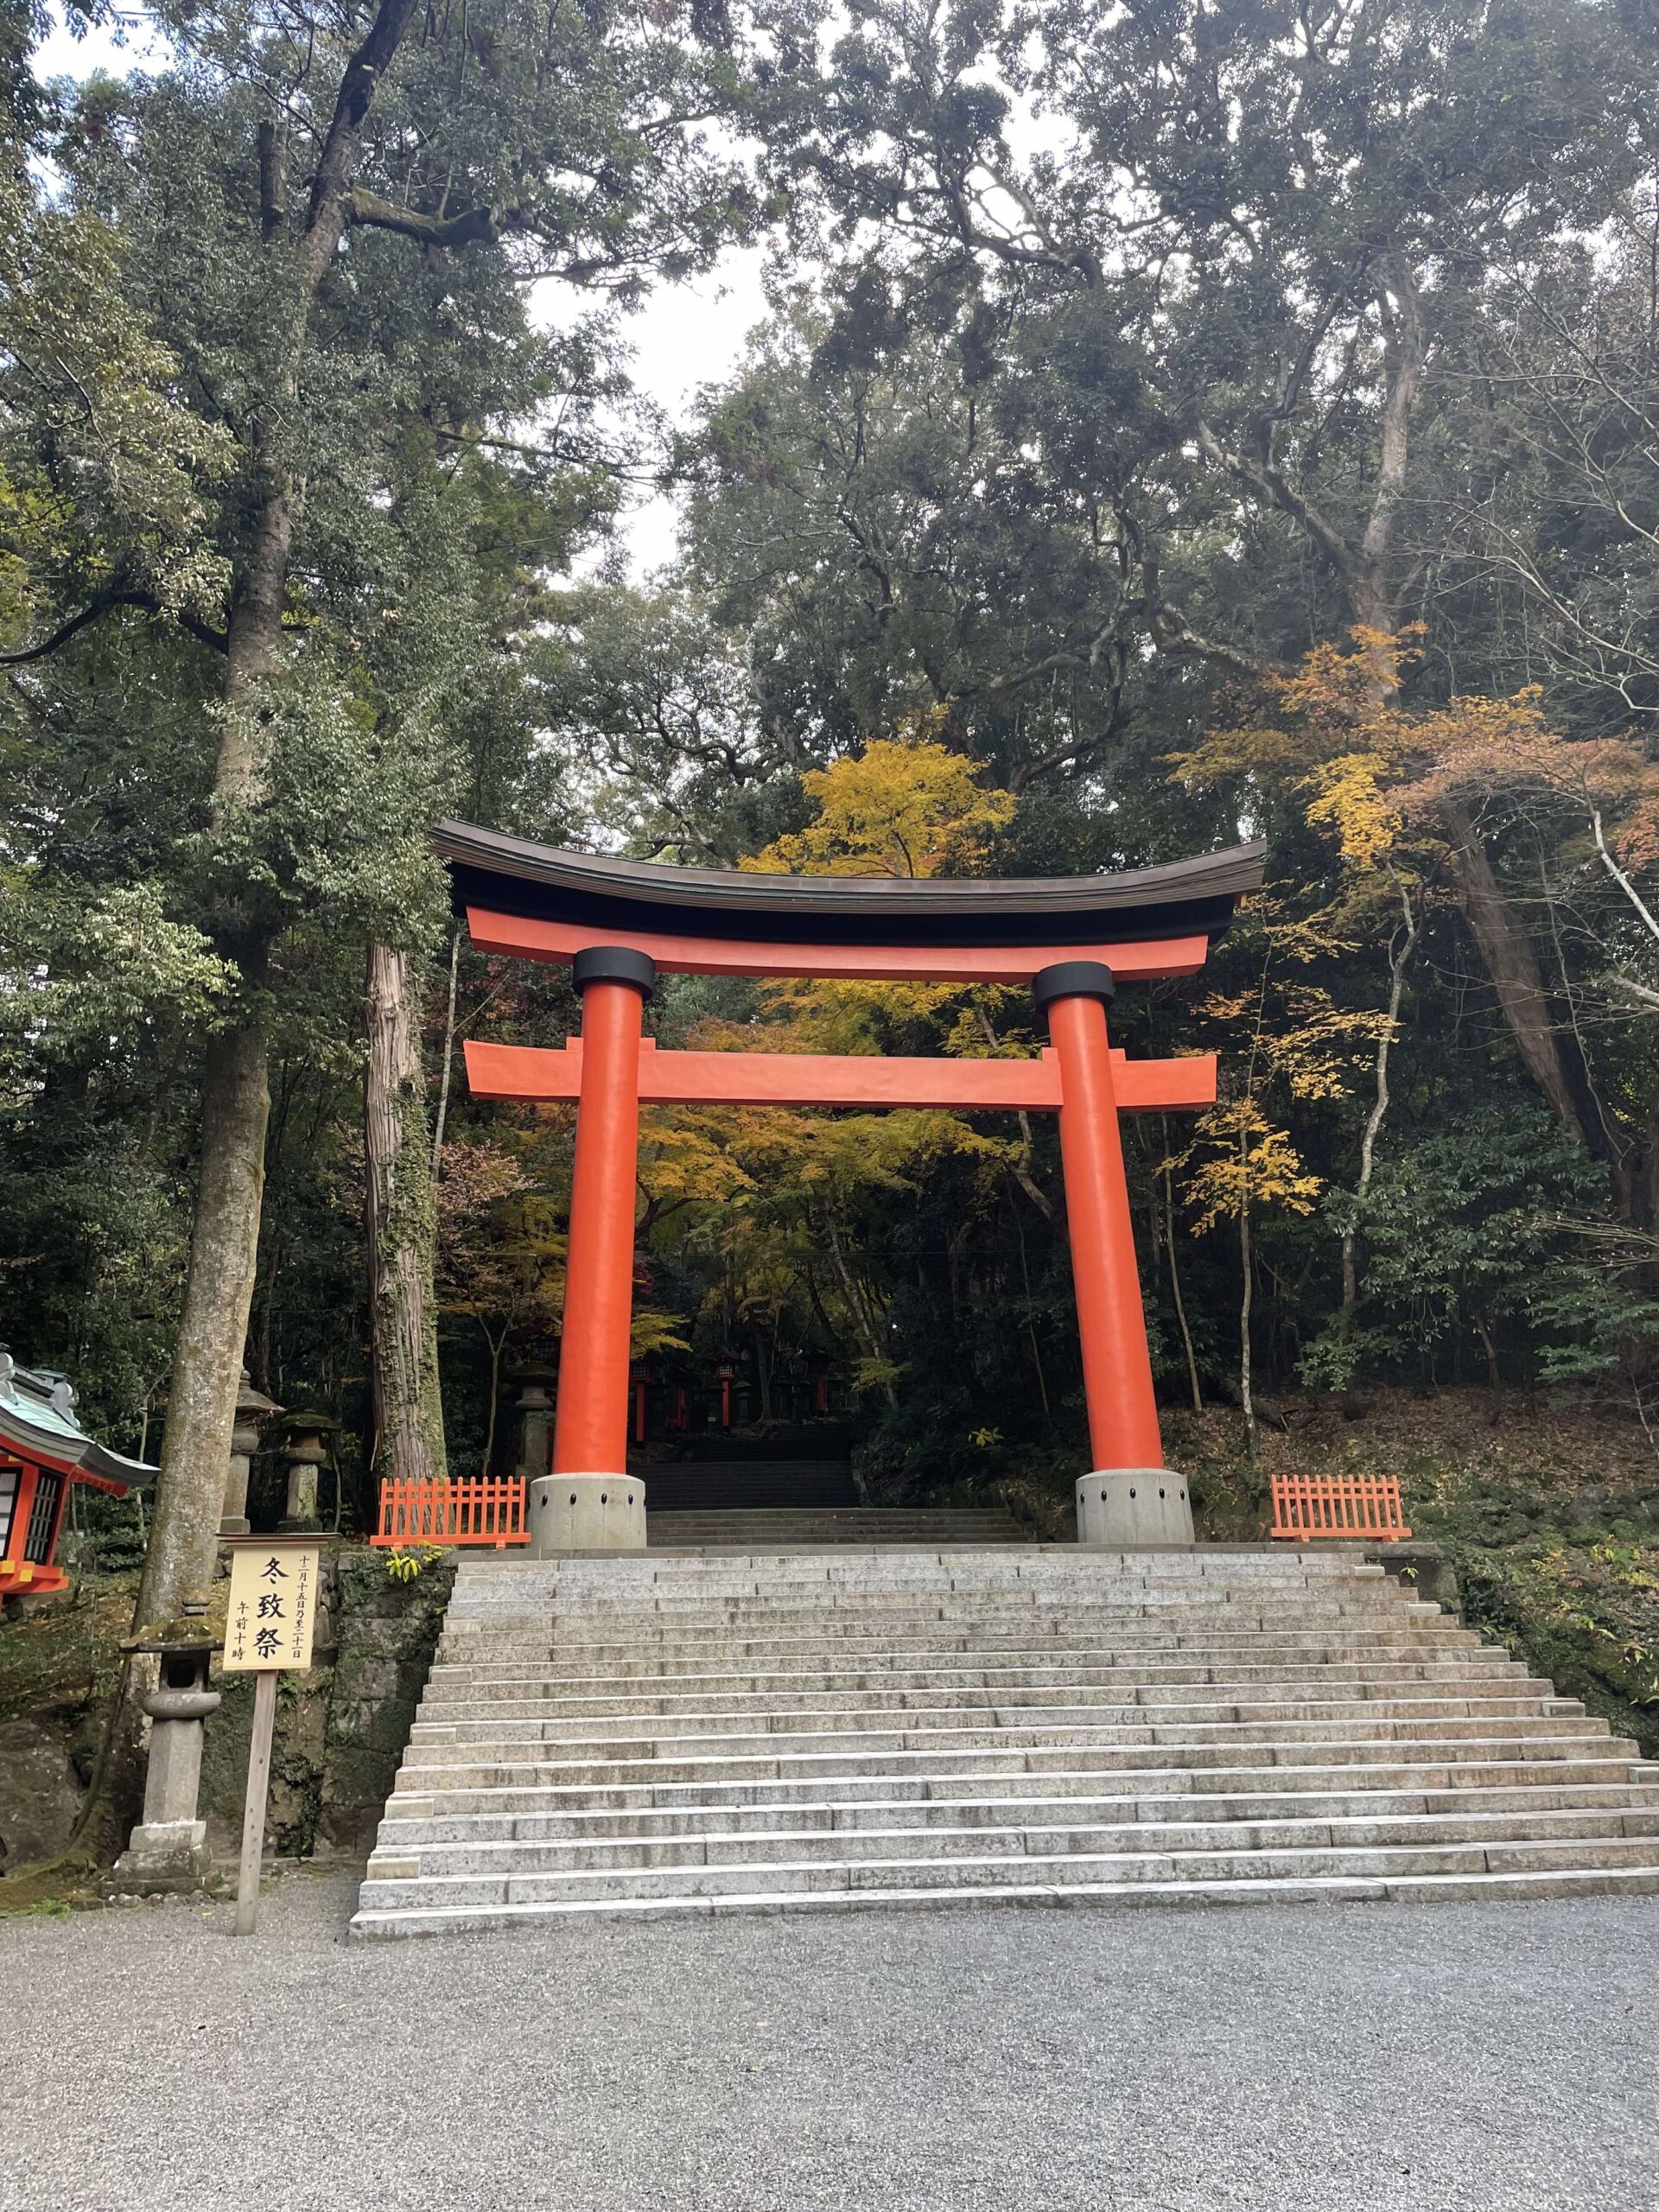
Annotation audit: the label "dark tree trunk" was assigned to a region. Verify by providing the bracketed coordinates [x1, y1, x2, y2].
[133, 1022, 270, 1629]
[365, 943, 447, 1488]
[1443, 805, 1590, 1148]
[134, 0, 420, 1632]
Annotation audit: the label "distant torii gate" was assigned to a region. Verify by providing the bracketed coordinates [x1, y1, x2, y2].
[438, 822, 1265, 1554]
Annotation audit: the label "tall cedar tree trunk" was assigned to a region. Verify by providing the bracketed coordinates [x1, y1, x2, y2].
[365, 943, 447, 1493]
[1237, 1130, 1257, 1461]
[1441, 804, 1589, 1147]
[1160, 1129, 1203, 1414]
[134, 0, 420, 1635]
[1339, 874, 1419, 1332]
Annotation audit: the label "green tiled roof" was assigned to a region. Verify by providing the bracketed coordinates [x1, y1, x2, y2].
[0, 1354, 157, 1488]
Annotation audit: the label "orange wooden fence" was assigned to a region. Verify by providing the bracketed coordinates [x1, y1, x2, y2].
[1268, 1472, 1411, 1541]
[372, 1476, 529, 1549]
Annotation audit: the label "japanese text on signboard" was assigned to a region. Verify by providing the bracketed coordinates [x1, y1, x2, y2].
[223, 1543, 321, 1671]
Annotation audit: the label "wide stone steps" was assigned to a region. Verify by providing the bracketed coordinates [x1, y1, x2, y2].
[429, 1634, 1495, 1677]
[370, 1779, 1659, 1847]
[410, 1701, 1593, 1755]
[392, 1757, 1656, 1823]
[352, 1867, 1659, 1930]
[426, 1649, 1511, 1689]
[418, 1673, 1541, 1721]
[391, 1735, 1632, 1798]
[442, 1609, 1438, 1637]
[362, 1832, 1659, 1912]
[414, 1667, 1551, 1717]
[352, 1547, 1659, 1936]
[380, 1804, 1659, 1874]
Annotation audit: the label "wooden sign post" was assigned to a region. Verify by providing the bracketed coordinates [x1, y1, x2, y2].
[221, 1538, 321, 1936]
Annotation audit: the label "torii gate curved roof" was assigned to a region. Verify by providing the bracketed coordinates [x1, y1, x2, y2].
[435, 820, 1267, 954]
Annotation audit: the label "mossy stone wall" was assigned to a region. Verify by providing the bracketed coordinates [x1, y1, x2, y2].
[199, 1547, 454, 1855]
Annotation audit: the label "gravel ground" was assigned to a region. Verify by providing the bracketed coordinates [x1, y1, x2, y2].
[3, 1874, 1657, 2212]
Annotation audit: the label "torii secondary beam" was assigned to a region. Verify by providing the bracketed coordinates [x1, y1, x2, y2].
[465, 1036, 1217, 1114]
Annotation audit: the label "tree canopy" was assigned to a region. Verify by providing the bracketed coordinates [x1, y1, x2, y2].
[5, 0, 1659, 1545]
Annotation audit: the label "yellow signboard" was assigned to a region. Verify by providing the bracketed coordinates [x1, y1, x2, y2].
[223, 1541, 321, 1672]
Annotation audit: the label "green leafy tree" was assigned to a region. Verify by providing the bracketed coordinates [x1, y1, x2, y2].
[2, 0, 766, 1630]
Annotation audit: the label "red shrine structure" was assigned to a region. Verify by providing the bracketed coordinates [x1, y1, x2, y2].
[435, 821, 1264, 1553]
[0, 1353, 155, 1599]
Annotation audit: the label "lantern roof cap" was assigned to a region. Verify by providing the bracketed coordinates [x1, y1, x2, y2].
[235, 1367, 283, 1421]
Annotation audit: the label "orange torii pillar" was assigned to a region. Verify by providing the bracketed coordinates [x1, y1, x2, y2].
[525, 944, 1192, 1554]
[1034, 961, 1192, 1545]
[531, 946, 653, 1554]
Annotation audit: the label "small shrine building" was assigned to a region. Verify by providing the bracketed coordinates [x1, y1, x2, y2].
[0, 1354, 156, 1599]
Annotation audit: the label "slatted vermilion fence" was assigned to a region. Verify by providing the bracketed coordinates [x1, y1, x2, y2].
[372, 1476, 529, 1548]
[1268, 1472, 1411, 1541]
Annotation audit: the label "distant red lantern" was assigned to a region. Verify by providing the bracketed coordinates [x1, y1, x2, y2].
[628, 1358, 652, 1446]
[715, 1355, 736, 1428]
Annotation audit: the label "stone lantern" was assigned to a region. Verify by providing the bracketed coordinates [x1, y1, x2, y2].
[220, 1369, 283, 1537]
[109, 1598, 221, 1895]
[508, 1351, 558, 1481]
[277, 1412, 337, 1533]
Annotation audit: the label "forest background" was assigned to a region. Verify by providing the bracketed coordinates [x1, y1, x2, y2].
[8, 0, 1659, 1754]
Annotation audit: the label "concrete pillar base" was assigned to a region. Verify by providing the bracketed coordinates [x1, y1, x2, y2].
[280, 1466, 320, 1532]
[107, 1820, 218, 1897]
[528, 1474, 647, 1555]
[1076, 1469, 1194, 1546]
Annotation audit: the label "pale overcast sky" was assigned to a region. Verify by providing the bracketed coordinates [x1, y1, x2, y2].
[586, 251, 770, 574]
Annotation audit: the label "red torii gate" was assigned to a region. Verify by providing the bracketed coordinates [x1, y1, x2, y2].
[438, 823, 1264, 1553]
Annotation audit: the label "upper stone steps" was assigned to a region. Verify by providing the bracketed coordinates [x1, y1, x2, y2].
[408, 1690, 1579, 1748]
[442, 1554, 1380, 1602]
[391, 1726, 1630, 1797]
[415, 1668, 1541, 1722]
[351, 1544, 1659, 1936]
[435, 1618, 1478, 1654]
[467, 1544, 1362, 1569]
[647, 1510, 1029, 1546]
[416, 1669, 1522, 1715]
[442, 1605, 1437, 1647]
[448, 1557, 1385, 1592]
[429, 1630, 1491, 1674]
[442, 1573, 1417, 1612]
[444, 1582, 1410, 1611]
[428, 1646, 1517, 1682]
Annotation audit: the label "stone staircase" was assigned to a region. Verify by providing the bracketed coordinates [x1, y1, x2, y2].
[647, 1506, 1028, 1547]
[640, 1459, 859, 1513]
[351, 1546, 1659, 1938]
